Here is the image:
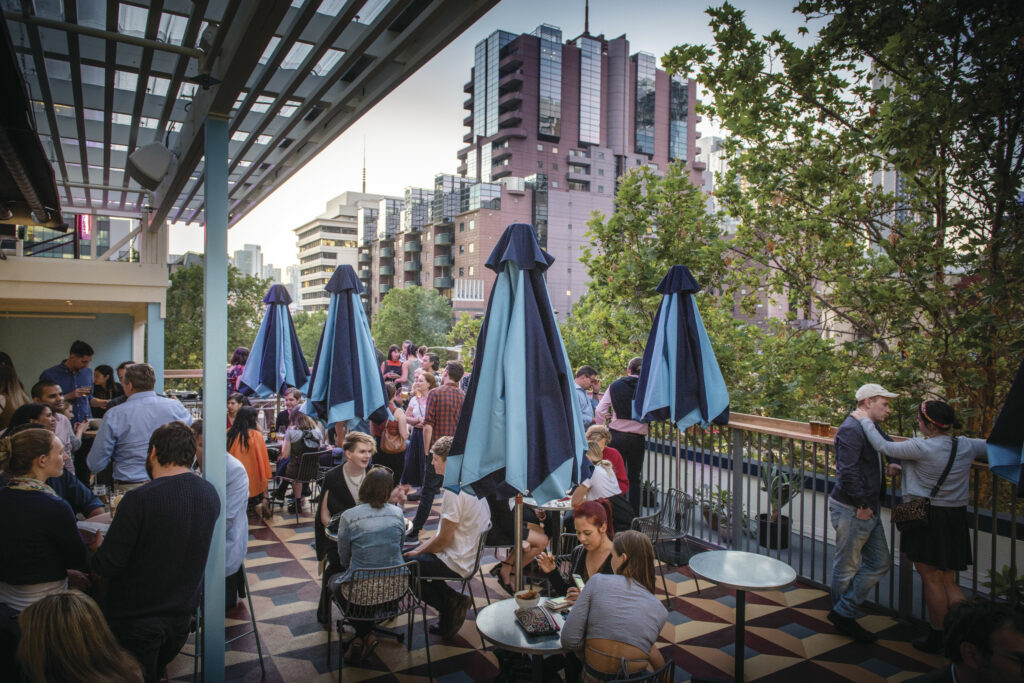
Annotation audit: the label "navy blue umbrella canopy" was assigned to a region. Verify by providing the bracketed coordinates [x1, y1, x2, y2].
[445, 223, 586, 505]
[239, 284, 310, 397]
[633, 265, 730, 431]
[987, 358, 1024, 487]
[301, 265, 388, 428]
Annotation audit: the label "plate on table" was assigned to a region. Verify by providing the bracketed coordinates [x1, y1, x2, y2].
[78, 520, 110, 535]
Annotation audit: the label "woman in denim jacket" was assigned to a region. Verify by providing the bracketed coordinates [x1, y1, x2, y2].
[334, 466, 406, 664]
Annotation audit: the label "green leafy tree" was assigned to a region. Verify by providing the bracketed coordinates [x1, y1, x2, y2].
[291, 310, 327, 365]
[662, 0, 1024, 431]
[165, 264, 268, 368]
[371, 286, 453, 350]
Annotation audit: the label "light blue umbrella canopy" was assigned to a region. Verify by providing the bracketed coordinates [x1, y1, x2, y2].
[301, 265, 388, 428]
[444, 223, 586, 505]
[239, 284, 310, 397]
[633, 265, 730, 431]
[987, 358, 1024, 486]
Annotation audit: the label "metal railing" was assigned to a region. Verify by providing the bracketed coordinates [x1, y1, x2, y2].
[640, 414, 1021, 621]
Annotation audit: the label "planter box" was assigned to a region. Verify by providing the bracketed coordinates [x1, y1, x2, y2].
[758, 513, 791, 549]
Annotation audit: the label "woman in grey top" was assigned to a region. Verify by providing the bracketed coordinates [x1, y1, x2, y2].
[855, 400, 987, 654]
[560, 530, 668, 682]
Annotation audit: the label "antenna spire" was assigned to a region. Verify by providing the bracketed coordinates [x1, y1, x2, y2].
[584, 0, 590, 36]
[361, 136, 367, 193]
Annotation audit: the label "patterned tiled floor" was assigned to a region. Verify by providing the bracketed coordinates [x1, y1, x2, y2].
[167, 499, 946, 682]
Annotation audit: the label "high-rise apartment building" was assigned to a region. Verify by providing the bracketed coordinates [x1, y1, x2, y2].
[232, 243, 263, 278]
[355, 24, 704, 319]
[294, 191, 394, 311]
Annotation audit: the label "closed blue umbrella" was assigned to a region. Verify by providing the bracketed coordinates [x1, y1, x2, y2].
[987, 358, 1024, 487]
[301, 265, 388, 429]
[240, 284, 310, 398]
[633, 265, 730, 431]
[445, 223, 586, 505]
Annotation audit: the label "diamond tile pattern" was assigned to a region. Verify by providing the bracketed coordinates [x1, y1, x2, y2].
[166, 498, 945, 681]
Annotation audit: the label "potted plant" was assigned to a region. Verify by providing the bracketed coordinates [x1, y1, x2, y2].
[758, 462, 803, 549]
[641, 480, 659, 508]
[698, 486, 732, 532]
[983, 565, 1024, 608]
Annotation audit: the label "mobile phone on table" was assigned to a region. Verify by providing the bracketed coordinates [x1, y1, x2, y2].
[572, 573, 585, 591]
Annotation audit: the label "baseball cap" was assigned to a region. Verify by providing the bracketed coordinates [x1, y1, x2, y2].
[855, 383, 899, 401]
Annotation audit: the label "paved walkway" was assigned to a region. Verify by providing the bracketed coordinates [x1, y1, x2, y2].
[167, 499, 946, 682]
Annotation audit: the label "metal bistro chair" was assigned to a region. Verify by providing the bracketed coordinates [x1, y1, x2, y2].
[327, 561, 432, 683]
[273, 447, 331, 521]
[421, 523, 491, 623]
[609, 659, 676, 682]
[477, 541, 513, 606]
[631, 487, 700, 606]
[188, 564, 265, 681]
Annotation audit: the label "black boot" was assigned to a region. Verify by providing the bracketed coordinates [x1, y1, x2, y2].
[913, 627, 944, 654]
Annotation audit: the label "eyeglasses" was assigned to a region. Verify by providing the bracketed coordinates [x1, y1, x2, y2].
[370, 464, 394, 476]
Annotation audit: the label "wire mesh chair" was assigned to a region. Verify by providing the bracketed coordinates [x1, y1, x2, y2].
[609, 659, 676, 682]
[327, 561, 431, 683]
[419, 523, 491, 621]
[186, 565, 265, 681]
[273, 447, 331, 521]
[631, 487, 700, 606]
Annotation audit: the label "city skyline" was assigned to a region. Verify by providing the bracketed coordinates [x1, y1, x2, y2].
[167, 0, 810, 266]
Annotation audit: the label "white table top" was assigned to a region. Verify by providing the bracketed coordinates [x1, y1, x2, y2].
[522, 497, 573, 511]
[475, 598, 566, 656]
[689, 550, 796, 592]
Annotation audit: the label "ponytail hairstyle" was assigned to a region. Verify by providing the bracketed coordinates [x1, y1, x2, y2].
[586, 439, 615, 475]
[612, 530, 657, 594]
[920, 401, 961, 431]
[574, 498, 614, 539]
[0, 429, 57, 476]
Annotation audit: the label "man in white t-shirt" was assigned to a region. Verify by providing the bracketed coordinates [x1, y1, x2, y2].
[404, 435, 490, 640]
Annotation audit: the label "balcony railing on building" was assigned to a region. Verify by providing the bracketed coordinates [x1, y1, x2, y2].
[435, 233, 453, 246]
[379, 265, 394, 276]
[433, 255, 453, 266]
[379, 246, 394, 258]
[404, 241, 421, 252]
[638, 414, 1020, 622]
[358, 268, 370, 279]
[434, 276, 454, 289]
[358, 252, 371, 263]
[403, 260, 421, 272]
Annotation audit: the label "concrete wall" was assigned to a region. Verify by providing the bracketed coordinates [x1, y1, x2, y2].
[0, 312, 135, 389]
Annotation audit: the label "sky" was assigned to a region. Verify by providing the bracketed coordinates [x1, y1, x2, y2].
[168, 0, 809, 267]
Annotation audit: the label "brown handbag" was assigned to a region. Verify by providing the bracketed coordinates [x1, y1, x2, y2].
[380, 409, 406, 454]
[892, 438, 958, 532]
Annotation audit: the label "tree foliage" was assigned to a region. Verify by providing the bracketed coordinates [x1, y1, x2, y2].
[654, 0, 1023, 431]
[165, 264, 268, 368]
[371, 286, 453, 350]
[291, 310, 327, 365]
[448, 313, 483, 349]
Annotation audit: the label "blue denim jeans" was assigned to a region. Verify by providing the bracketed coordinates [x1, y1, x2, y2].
[829, 500, 890, 618]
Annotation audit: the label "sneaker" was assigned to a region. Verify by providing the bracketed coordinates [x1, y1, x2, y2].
[286, 500, 296, 514]
[406, 491, 421, 501]
[441, 594, 472, 640]
[828, 609, 877, 643]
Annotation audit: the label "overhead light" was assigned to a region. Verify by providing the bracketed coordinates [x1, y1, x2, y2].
[65, 300, 73, 306]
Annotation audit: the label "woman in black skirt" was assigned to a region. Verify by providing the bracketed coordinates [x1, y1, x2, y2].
[853, 400, 988, 653]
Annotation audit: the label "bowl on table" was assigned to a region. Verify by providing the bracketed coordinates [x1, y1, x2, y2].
[514, 588, 540, 610]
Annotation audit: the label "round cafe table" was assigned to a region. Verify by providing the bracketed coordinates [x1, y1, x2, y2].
[475, 598, 566, 683]
[688, 550, 796, 682]
[522, 496, 573, 555]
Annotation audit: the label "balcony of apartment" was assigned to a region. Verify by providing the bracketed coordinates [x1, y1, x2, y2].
[492, 146, 513, 163]
[567, 162, 592, 181]
[463, 113, 473, 127]
[498, 109, 523, 128]
[499, 89, 523, 112]
[433, 276, 455, 289]
[692, 159, 708, 172]
[403, 260, 421, 272]
[358, 252, 371, 263]
[404, 240, 421, 252]
[498, 69, 523, 94]
[463, 130, 474, 144]
[433, 254, 453, 267]
[463, 94, 473, 110]
[358, 268, 371, 280]
[499, 51, 523, 72]
[493, 127, 527, 143]
[456, 161, 468, 175]
[379, 246, 394, 258]
[491, 165, 513, 180]
[379, 283, 391, 294]
[463, 79, 473, 94]
[379, 265, 395, 276]
[434, 232, 454, 246]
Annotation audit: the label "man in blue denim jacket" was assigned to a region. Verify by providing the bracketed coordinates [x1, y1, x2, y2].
[828, 383, 901, 643]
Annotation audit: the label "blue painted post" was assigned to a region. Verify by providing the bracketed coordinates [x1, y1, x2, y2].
[146, 302, 164, 393]
[202, 115, 229, 681]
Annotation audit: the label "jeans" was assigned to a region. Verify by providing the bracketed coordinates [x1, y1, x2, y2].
[413, 553, 462, 615]
[109, 614, 192, 683]
[411, 457, 443, 532]
[829, 500, 890, 618]
[610, 431, 646, 513]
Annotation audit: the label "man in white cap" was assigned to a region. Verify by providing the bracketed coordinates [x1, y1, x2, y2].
[828, 383, 900, 642]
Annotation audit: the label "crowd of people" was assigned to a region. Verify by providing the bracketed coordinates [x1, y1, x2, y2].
[0, 339, 1017, 682]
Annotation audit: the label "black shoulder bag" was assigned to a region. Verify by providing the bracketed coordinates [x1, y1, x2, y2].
[891, 438, 958, 532]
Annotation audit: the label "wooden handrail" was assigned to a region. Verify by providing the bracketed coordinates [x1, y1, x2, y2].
[727, 411, 907, 444]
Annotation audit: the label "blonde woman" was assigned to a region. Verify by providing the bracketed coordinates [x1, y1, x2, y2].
[571, 439, 635, 533]
[17, 590, 142, 682]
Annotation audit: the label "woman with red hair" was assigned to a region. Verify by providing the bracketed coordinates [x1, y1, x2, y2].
[537, 498, 615, 604]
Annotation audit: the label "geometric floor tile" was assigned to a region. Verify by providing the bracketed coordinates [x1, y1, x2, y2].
[167, 495, 948, 682]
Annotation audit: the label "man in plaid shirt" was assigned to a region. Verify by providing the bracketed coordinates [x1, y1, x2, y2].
[407, 360, 465, 540]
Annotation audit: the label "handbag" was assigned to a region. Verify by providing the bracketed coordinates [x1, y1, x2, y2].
[380, 410, 406, 454]
[892, 438, 958, 532]
[514, 605, 559, 636]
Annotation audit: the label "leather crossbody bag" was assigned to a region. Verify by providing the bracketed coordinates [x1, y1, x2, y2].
[891, 438, 958, 532]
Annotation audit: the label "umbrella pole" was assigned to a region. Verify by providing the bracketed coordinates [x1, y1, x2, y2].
[514, 494, 524, 593]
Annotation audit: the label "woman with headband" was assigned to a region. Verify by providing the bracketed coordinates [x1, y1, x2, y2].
[852, 400, 988, 654]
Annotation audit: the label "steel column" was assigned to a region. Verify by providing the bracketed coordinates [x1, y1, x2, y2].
[201, 115, 229, 681]
[146, 302, 164, 393]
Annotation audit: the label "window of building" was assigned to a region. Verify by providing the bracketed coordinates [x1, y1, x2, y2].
[553, 163, 558, 171]
[469, 243, 475, 253]
[598, 168, 604, 176]
[459, 245, 465, 253]
[552, 147, 558, 154]
[538, 161, 544, 169]
[459, 223, 465, 231]
[459, 267, 465, 277]
[469, 266, 475, 275]
[636, 158, 642, 165]
[567, 223, 572, 229]
[598, 185, 604, 193]
[551, 181, 559, 188]
[469, 220, 475, 230]
[598, 152, 605, 159]
[537, 144, 544, 151]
